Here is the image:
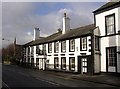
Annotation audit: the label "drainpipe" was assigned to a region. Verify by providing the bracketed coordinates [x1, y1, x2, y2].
[91, 29, 95, 75]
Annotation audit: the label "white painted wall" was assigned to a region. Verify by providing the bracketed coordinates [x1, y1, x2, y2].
[33, 46, 36, 66]
[118, 7, 120, 31]
[95, 7, 120, 73]
[118, 9, 120, 72]
[94, 27, 101, 73]
[101, 36, 118, 72]
[96, 8, 119, 36]
[117, 35, 120, 72]
[45, 36, 91, 72]
[26, 47, 28, 62]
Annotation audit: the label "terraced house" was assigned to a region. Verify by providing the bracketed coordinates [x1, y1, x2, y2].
[23, 1, 120, 75]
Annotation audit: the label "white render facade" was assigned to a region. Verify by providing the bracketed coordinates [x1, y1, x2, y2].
[23, 2, 120, 75]
[24, 26, 97, 75]
[94, 2, 120, 73]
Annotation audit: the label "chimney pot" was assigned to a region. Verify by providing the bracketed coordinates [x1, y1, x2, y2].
[64, 13, 66, 17]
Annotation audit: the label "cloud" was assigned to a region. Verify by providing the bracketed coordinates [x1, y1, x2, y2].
[2, 2, 105, 48]
[2, 2, 35, 47]
[2, 0, 108, 2]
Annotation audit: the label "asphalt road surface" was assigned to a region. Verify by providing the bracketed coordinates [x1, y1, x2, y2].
[2, 64, 119, 88]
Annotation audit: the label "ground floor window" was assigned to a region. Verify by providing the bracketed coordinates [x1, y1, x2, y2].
[106, 47, 116, 67]
[28, 58, 30, 63]
[36, 58, 39, 67]
[69, 57, 75, 71]
[23, 58, 26, 62]
[31, 58, 34, 66]
[54, 57, 59, 69]
[61, 57, 66, 70]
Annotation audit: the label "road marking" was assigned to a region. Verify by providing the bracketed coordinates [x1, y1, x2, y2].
[2, 81, 11, 89]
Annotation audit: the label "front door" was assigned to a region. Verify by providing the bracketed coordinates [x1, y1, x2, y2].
[82, 58, 87, 74]
[78, 56, 88, 74]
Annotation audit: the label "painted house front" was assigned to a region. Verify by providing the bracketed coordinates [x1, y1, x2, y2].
[23, 13, 101, 75]
[22, 1, 120, 75]
[93, 1, 120, 73]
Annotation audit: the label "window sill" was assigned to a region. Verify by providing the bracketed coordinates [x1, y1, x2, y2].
[80, 49, 87, 51]
[61, 51, 66, 53]
[69, 50, 75, 52]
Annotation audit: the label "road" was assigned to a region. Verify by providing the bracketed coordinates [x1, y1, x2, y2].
[2, 65, 62, 87]
[2, 64, 118, 88]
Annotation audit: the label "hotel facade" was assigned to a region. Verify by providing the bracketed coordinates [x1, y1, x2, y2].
[22, 2, 120, 75]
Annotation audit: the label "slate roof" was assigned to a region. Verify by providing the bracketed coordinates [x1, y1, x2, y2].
[93, 1, 120, 14]
[24, 24, 95, 46]
[52, 24, 95, 41]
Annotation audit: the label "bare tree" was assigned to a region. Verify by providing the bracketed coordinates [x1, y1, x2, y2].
[2, 43, 15, 63]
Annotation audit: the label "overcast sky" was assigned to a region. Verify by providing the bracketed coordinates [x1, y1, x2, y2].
[2, 1, 108, 48]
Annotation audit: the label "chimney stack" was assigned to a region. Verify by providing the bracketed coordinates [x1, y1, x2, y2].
[62, 13, 70, 34]
[33, 28, 40, 40]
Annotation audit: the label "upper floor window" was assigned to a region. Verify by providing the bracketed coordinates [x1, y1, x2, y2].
[95, 36, 100, 51]
[31, 46, 34, 54]
[54, 41, 59, 53]
[69, 39, 75, 52]
[105, 13, 115, 35]
[36, 45, 40, 54]
[43, 44, 46, 54]
[28, 47, 30, 54]
[48, 43, 52, 53]
[61, 41, 66, 52]
[23, 48, 26, 55]
[80, 37, 87, 51]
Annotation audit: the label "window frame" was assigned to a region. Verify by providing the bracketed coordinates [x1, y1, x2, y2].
[43, 44, 46, 54]
[95, 36, 100, 51]
[48, 43, 52, 53]
[105, 13, 116, 36]
[54, 41, 59, 53]
[69, 39, 75, 52]
[61, 41, 66, 53]
[69, 57, 75, 71]
[106, 47, 117, 67]
[36, 45, 40, 54]
[80, 37, 87, 51]
[54, 57, 59, 69]
[61, 57, 66, 70]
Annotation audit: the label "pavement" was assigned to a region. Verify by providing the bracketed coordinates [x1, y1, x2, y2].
[36, 69, 120, 87]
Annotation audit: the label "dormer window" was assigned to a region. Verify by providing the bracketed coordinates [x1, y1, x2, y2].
[105, 13, 115, 35]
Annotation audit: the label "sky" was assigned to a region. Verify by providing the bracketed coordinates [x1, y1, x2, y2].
[2, 1, 108, 48]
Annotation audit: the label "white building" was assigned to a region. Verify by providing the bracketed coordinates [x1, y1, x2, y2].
[93, 1, 120, 73]
[23, 1, 120, 75]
